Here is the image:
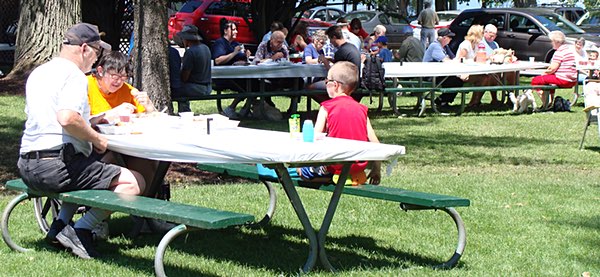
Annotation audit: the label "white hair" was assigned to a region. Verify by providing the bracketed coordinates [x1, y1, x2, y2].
[548, 30, 565, 44]
[484, 24, 497, 33]
[373, 25, 386, 35]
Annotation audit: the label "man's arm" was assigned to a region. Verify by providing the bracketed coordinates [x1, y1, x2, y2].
[365, 117, 381, 184]
[57, 109, 107, 153]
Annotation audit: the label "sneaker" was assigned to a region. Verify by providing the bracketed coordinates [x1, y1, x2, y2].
[56, 225, 100, 259]
[221, 106, 239, 119]
[45, 219, 66, 248]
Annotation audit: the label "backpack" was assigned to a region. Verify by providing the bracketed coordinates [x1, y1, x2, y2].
[553, 96, 571, 112]
[361, 55, 385, 91]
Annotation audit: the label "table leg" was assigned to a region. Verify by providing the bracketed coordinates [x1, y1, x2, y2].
[273, 164, 318, 273]
[317, 164, 351, 271]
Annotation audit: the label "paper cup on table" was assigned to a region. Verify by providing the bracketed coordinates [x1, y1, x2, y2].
[529, 57, 535, 62]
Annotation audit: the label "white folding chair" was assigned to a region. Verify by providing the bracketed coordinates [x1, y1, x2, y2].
[579, 79, 600, 150]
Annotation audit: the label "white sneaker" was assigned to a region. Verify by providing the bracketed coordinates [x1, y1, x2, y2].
[221, 106, 239, 119]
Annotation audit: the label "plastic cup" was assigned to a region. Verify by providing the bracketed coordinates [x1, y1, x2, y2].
[119, 115, 131, 123]
[529, 57, 535, 62]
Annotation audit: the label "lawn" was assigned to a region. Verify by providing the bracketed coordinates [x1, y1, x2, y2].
[0, 85, 599, 276]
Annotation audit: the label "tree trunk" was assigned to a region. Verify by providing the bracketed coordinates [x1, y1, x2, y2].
[6, 0, 81, 81]
[131, 0, 170, 113]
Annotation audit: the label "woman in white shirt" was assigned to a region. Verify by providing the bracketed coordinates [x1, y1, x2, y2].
[456, 25, 494, 107]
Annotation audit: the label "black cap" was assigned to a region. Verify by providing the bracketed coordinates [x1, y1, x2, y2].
[437, 28, 455, 37]
[63, 23, 111, 50]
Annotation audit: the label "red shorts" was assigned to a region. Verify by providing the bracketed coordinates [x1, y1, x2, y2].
[531, 74, 577, 93]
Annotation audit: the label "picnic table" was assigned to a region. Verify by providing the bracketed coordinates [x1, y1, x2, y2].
[173, 63, 328, 115]
[382, 61, 550, 115]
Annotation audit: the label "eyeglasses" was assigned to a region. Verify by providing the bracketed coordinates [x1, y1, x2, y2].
[87, 44, 103, 58]
[104, 72, 129, 81]
[326, 79, 344, 85]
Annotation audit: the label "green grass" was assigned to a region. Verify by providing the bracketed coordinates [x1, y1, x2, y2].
[1, 84, 599, 276]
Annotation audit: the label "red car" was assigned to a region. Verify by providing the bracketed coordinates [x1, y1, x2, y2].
[168, 0, 332, 48]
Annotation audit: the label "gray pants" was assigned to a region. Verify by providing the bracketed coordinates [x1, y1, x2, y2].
[421, 28, 436, 49]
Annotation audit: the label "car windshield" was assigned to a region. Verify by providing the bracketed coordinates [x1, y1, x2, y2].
[578, 11, 600, 25]
[344, 11, 375, 22]
[179, 1, 202, 13]
[534, 13, 585, 34]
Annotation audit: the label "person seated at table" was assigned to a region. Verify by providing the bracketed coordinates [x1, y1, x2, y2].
[481, 24, 511, 106]
[398, 36, 424, 63]
[173, 25, 212, 113]
[573, 37, 588, 83]
[289, 21, 310, 53]
[253, 30, 299, 109]
[298, 61, 381, 185]
[212, 18, 254, 119]
[87, 51, 158, 194]
[306, 25, 361, 103]
[530, 30, 577, 108]
[374, 36, 392, 62]
[587, 48, 599, 80]
[423, 28, 464, 108]
[455, 24, 494, 107]
[349, 18, 369, 40]
[337, 17, 362, 51]
[303, 30, 327, 65]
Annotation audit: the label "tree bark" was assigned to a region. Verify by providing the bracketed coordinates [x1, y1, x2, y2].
[6, 0, 81, 81]
[131, 0, 170, 113]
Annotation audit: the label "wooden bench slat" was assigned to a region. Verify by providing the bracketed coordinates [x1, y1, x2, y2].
[6, 179, 254, 230]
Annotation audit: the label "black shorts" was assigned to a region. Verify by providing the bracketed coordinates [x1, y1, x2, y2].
[17, 144, 121, 193]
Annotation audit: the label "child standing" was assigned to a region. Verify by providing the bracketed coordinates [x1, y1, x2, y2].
[298, 61, 382, 185]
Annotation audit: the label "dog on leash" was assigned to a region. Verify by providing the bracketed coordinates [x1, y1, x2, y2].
[509, 89, 537, 113]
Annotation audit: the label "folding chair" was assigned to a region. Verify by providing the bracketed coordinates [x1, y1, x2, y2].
[579, 79, 600, 150]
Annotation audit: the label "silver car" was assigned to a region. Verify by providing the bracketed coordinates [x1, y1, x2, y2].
[344, 10, 413, 49]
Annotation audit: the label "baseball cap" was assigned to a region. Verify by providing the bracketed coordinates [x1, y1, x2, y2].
[437, 28, 455, 38]
[374, 36, 388, 44]
[176, 25, 202, 41]
[63, 23, 111, 50]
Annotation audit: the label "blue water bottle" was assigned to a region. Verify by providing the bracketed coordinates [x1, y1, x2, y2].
[302, 120, 314, 142]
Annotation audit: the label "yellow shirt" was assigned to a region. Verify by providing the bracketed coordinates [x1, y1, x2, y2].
[87, 75, 145, 115]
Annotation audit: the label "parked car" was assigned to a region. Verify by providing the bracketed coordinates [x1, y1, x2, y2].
[542, 5, 586, 23]
[576, 10, 600, 36]
[448, 8, 600, 62]
[343, 10, 413, 49]
[410, 10, 460, 41]
[168, 0, 257, 49]
[297, 6, 346, 25]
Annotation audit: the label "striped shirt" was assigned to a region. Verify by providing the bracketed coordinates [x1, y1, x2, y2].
[552, 44, 577, 82]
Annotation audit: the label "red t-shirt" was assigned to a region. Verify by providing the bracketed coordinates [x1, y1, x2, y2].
[321, 95, 369, 174]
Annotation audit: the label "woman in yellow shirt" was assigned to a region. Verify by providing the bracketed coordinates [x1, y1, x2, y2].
[88, 51, 157, 195]
[88, 51, 155, 121]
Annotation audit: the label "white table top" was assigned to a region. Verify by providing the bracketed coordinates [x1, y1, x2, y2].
[212, 63, 327, 79]
[383, 61, 549, 78]
[104, 117, 405, 165]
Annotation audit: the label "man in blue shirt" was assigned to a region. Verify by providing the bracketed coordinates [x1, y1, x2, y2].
[423, 28, 463, 108]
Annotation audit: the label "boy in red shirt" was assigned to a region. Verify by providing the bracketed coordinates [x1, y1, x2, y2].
[299, 61, 382, 185]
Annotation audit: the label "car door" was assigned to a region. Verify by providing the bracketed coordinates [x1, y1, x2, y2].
[202, 0, 255, 46]
[502, 13, 551, 61]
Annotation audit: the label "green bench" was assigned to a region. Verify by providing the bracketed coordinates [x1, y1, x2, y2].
[197, 163, 470, 269]
[437, 84, 558, 115]
[1, 179, 255, 276]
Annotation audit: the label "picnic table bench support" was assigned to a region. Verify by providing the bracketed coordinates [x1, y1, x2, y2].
[155, 224, 188, 277]
[2, 192, 33, 252]
[400, 204, 466, 269]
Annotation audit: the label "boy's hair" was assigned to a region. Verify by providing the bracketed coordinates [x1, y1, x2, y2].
[330, 61, 358, 94]
[96, 51, 131, 76]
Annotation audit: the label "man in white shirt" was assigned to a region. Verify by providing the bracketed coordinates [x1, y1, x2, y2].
[17, 23, 145, 259]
